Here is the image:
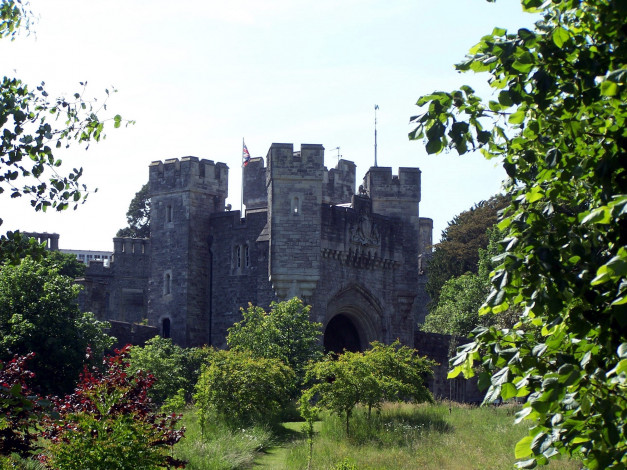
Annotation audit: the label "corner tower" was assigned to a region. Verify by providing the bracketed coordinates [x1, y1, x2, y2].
[147, 157, 228, 346]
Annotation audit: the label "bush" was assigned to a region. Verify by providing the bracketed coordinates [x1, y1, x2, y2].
[43, 346, 185, 470]
[194, 349, 294, 430]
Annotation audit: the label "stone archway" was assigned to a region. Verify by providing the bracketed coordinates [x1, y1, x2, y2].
[324, 314, 361, 353]
[324, 284, 383, 353]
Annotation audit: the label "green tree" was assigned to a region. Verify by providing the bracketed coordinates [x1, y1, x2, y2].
[425, 195, 507, 306]
[194, 349, 294, 429]
[0, 257, 114, 395]
[411, 1, 626, 468]
[422, 228, 518, 337]
[227, 298, 323, 387]
[117, 183, 151, 238]
[302, 342, 434, 434]
[1, 0, 130, 226]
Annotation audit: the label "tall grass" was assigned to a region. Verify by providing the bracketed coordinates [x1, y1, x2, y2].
[173, 408, 274, 470]
[280, 402, 581, 470]
[175, 402, 581, 470]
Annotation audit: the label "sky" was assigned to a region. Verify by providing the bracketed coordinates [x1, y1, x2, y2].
[1, 0, 536, 251]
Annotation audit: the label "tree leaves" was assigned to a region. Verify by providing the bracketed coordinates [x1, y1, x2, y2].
[412, 0, 627, 467]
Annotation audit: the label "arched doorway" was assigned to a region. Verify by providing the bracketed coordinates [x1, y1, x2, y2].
[324, 284, 383, 354]
[324, 314, 361, 353]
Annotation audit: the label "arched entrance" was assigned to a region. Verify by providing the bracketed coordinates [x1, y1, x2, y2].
[324, 284, 383, 354]
[324, 314, 361, 353]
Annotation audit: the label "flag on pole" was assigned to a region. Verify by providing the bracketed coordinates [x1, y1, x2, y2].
[242, 141, 251, 167]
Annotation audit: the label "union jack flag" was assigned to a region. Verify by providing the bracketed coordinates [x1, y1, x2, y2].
[242, 141, 251, 167]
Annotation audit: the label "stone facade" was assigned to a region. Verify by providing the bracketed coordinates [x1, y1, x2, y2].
[81, 143, 434, 351]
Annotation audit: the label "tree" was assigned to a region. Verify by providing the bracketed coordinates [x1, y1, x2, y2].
[129, 337, 192, 406]
[301, 342, 434, 435]
[194, 349, 294, 429]
[425, 195, 507, 306]
[0, 257, 114, 395]
[1, 0, 130, 225]
[410, 1, 626, 468]
[422, 228, 518, 337]
[227, 298, 323, 387]
[117, 183, 151, 238]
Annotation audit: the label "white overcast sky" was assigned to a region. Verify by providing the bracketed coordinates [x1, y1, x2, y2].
[1, 0, 535, 250]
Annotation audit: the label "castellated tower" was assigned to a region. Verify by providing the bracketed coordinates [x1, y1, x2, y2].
[267, 143, 324, 300]
[147, 157, 228, 346]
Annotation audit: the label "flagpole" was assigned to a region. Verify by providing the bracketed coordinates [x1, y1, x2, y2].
[241, 138, 244, 215]
[374, 105, 379, 167]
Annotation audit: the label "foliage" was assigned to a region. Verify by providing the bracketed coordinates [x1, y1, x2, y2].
[194, 349, 294, 430]
[411, 0, 626, 468]
[117, 183, 151, 238]
[422, 228, 518, 336]
[0, 353, 47, 458]
[227, 298, 323, 387]
[0, 231, 45, 266]
[43, 346, 186, 470]
[425, 195, 507, 306]
[1, 0, 131, 226]
[172, 408, 274, 470]
[129, 337, 190, 406]
[302, 342, 434, 435]
[0, 257, 114, 395]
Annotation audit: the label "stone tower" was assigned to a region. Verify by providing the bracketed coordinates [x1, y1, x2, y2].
[267, 143, 324, 301]
[147, 157, 228, 346]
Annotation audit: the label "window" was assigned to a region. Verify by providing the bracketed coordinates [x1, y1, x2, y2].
[164, 272, 172, 295]
[236, 245, 241, 269]
[166, 205, 173, 223]
[244, 245, 250, 267]
[291, 196, 301, 216]
[162, 318, 171, 339]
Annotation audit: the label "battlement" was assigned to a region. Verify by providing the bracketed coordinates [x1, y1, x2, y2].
[243, 157, 267, 210]
[363, 167, 421, 219]
[113, 237, 150, 256]
[323, 159, 356, 205]
[149, 156, 228, 196]
[267, 143, 325, 182]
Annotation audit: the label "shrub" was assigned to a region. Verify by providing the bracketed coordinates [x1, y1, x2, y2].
[194, 349, 294, 430]
[43, 346, 185, 469]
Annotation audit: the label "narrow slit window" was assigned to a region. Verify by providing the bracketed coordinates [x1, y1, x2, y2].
[166, 205, 173, 223]
[244, 245, 250, 267]
[292, 196, 300, 215]
[164, 272, 172, 295]
[236, 246, 241, 269]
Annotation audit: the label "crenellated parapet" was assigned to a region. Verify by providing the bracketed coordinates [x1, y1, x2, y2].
[149, 156, 228, 201]
[267, 143, 324, 183]
[363, 167, 421, 219]
[113, 237, 151, 257]
[323, 159, 356, 205]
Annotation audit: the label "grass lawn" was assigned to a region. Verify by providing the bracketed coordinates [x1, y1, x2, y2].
[174, 402, 582, 470]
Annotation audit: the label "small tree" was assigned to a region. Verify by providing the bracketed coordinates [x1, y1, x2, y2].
[302, 342, 434, 435]
[129, 337, 190, 406]
[227, 298, 323, 387]
[194, 349, 294, 430]
[43, 346, 186, 470]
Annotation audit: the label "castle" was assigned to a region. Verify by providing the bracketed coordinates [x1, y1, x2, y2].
[79, 142, 434, 352]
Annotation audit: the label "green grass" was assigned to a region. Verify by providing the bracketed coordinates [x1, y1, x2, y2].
[174, 402, 582, 470]
[173, 408, 276, 470]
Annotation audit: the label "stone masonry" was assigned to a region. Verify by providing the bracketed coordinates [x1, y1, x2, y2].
[81, 143, 435, 351]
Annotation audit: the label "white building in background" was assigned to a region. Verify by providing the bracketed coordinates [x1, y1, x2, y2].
[60, 249, 113, 267]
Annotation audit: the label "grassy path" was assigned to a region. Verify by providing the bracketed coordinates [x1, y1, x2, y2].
[254, 421, 315, 469]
